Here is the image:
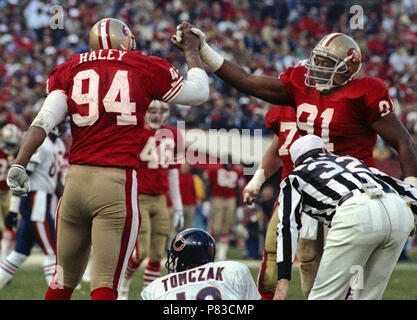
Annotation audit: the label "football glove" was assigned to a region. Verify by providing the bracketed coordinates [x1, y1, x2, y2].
[173, 208, 184, 231]
[243, 169, 265, 205]
[4, 211, 18, 230]
[7, 164, 30, 197]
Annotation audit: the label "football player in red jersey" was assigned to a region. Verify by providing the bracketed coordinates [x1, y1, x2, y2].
[0, 124, 22, 261]
[205, 156, 245, 261]
[243, 106, 302, 299]
[6, 18, 209, 300]
[118, 100, 184, 300]
[175, 24, 417, 299]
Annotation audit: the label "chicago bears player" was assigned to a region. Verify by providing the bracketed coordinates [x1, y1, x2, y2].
[141, 228, 261, 300]
[0, 124, 22, 261]
[205, 157, 245, 261]
[118, 100, 184, 300]
[177, 24, 417, 299]
[6, 18, 209, 300]
[0, 123, 66, 290]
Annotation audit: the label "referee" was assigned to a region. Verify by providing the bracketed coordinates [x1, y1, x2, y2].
[273, 135, 417, 300]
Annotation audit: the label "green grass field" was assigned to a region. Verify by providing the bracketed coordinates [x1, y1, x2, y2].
[0, 247, 416, 300]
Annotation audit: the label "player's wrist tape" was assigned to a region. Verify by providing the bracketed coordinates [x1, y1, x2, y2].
[11, 164, 26, 172]
[404, 176, 417, 188]
[9, 194, 21, 212]
[199, 42, 224, 72]
[249, 168, 265, 189]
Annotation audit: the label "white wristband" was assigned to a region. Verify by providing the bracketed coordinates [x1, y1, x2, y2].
[249, 168, 266, 189]
[199, 42, 224, 72]
[9, 194, 21, 213]
[404, 176, 417, 188]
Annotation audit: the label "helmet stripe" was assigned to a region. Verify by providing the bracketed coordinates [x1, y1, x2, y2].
[97, 20, 105, 49]
[323, 33, 343, 46]
[105, 19, 112, 49]
[99, 19, 110, 49]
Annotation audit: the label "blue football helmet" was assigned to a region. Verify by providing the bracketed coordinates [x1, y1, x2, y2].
[166, 228, 216, 273]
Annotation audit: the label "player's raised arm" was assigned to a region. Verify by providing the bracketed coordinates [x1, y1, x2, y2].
[176, 23, 291, 105]
[169, 27, 209, 106]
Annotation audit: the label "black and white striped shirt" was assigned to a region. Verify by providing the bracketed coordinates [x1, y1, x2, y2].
[277, 152, 417, 280]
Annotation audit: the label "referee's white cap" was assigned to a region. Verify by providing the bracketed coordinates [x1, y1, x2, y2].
[290, 134, 325, 165]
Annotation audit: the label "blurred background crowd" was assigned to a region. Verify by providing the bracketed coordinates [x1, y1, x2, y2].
[0, 0, 416, 259]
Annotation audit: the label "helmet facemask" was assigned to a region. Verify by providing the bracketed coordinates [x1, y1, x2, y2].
[305, 45, 362, 92]
[165, 248, 178, 274]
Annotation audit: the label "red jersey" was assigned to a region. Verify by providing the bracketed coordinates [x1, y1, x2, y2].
[279, 65, 395, 167]
[179, 173, 197, 206]
[0, 148, 11, 191]
[207, 165, 243, 198]
[138, 125, 183, 195]
[47, 49, 184, 170]
[265, 106, 299, 181]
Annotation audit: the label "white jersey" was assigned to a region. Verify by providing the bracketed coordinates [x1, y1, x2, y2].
[141, 261, 261, 300]
[27, 136, 66, 194]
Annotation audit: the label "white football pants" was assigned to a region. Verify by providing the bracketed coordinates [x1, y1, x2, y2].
[309, 192, 414, 300]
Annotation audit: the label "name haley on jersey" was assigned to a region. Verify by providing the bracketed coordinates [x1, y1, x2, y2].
[79, 49, 127, 64]
[161, 266, 224, 292]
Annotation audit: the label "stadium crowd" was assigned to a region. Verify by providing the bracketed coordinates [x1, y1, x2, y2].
[0, 0, 416, 260]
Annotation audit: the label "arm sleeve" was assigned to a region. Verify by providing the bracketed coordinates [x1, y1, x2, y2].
[31, 90, 68, 134]
[144, 56, 209, 106]
[168, 168, 183, 210]
[276, 176, 303, 280]
[169, 68, 209, 106]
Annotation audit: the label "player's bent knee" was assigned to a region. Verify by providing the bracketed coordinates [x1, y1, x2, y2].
[296, 239, 320, 263]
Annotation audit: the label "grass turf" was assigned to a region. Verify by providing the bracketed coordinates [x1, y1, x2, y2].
[0, 247, 416, 300]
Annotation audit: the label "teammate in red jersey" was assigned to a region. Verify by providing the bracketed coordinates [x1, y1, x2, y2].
[205, 158, 245, 261]
[6, 18, 209, 300]
[176, 24, 417, 299]
[118, 101, 184, 300]
[0, 124, 22, 261]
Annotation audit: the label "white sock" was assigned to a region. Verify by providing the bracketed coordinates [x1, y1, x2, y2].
[0, 250, 27, 289]
[43, 254, 56, 286]
[216, 242, 228, 261]
[1, 229, 15, 261]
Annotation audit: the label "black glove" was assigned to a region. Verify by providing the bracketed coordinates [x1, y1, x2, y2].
[4, 211, 18, 230]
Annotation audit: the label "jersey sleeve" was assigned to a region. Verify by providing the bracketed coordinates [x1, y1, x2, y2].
[234, 263, 261, 300]
[265, 106, 281, 134]
[140, 284, 153, 300]
[46, 62, 69, 94]
[278, 67, 298, 107]
[144, 57, 184, 102]
[361, 77, 395, 123]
